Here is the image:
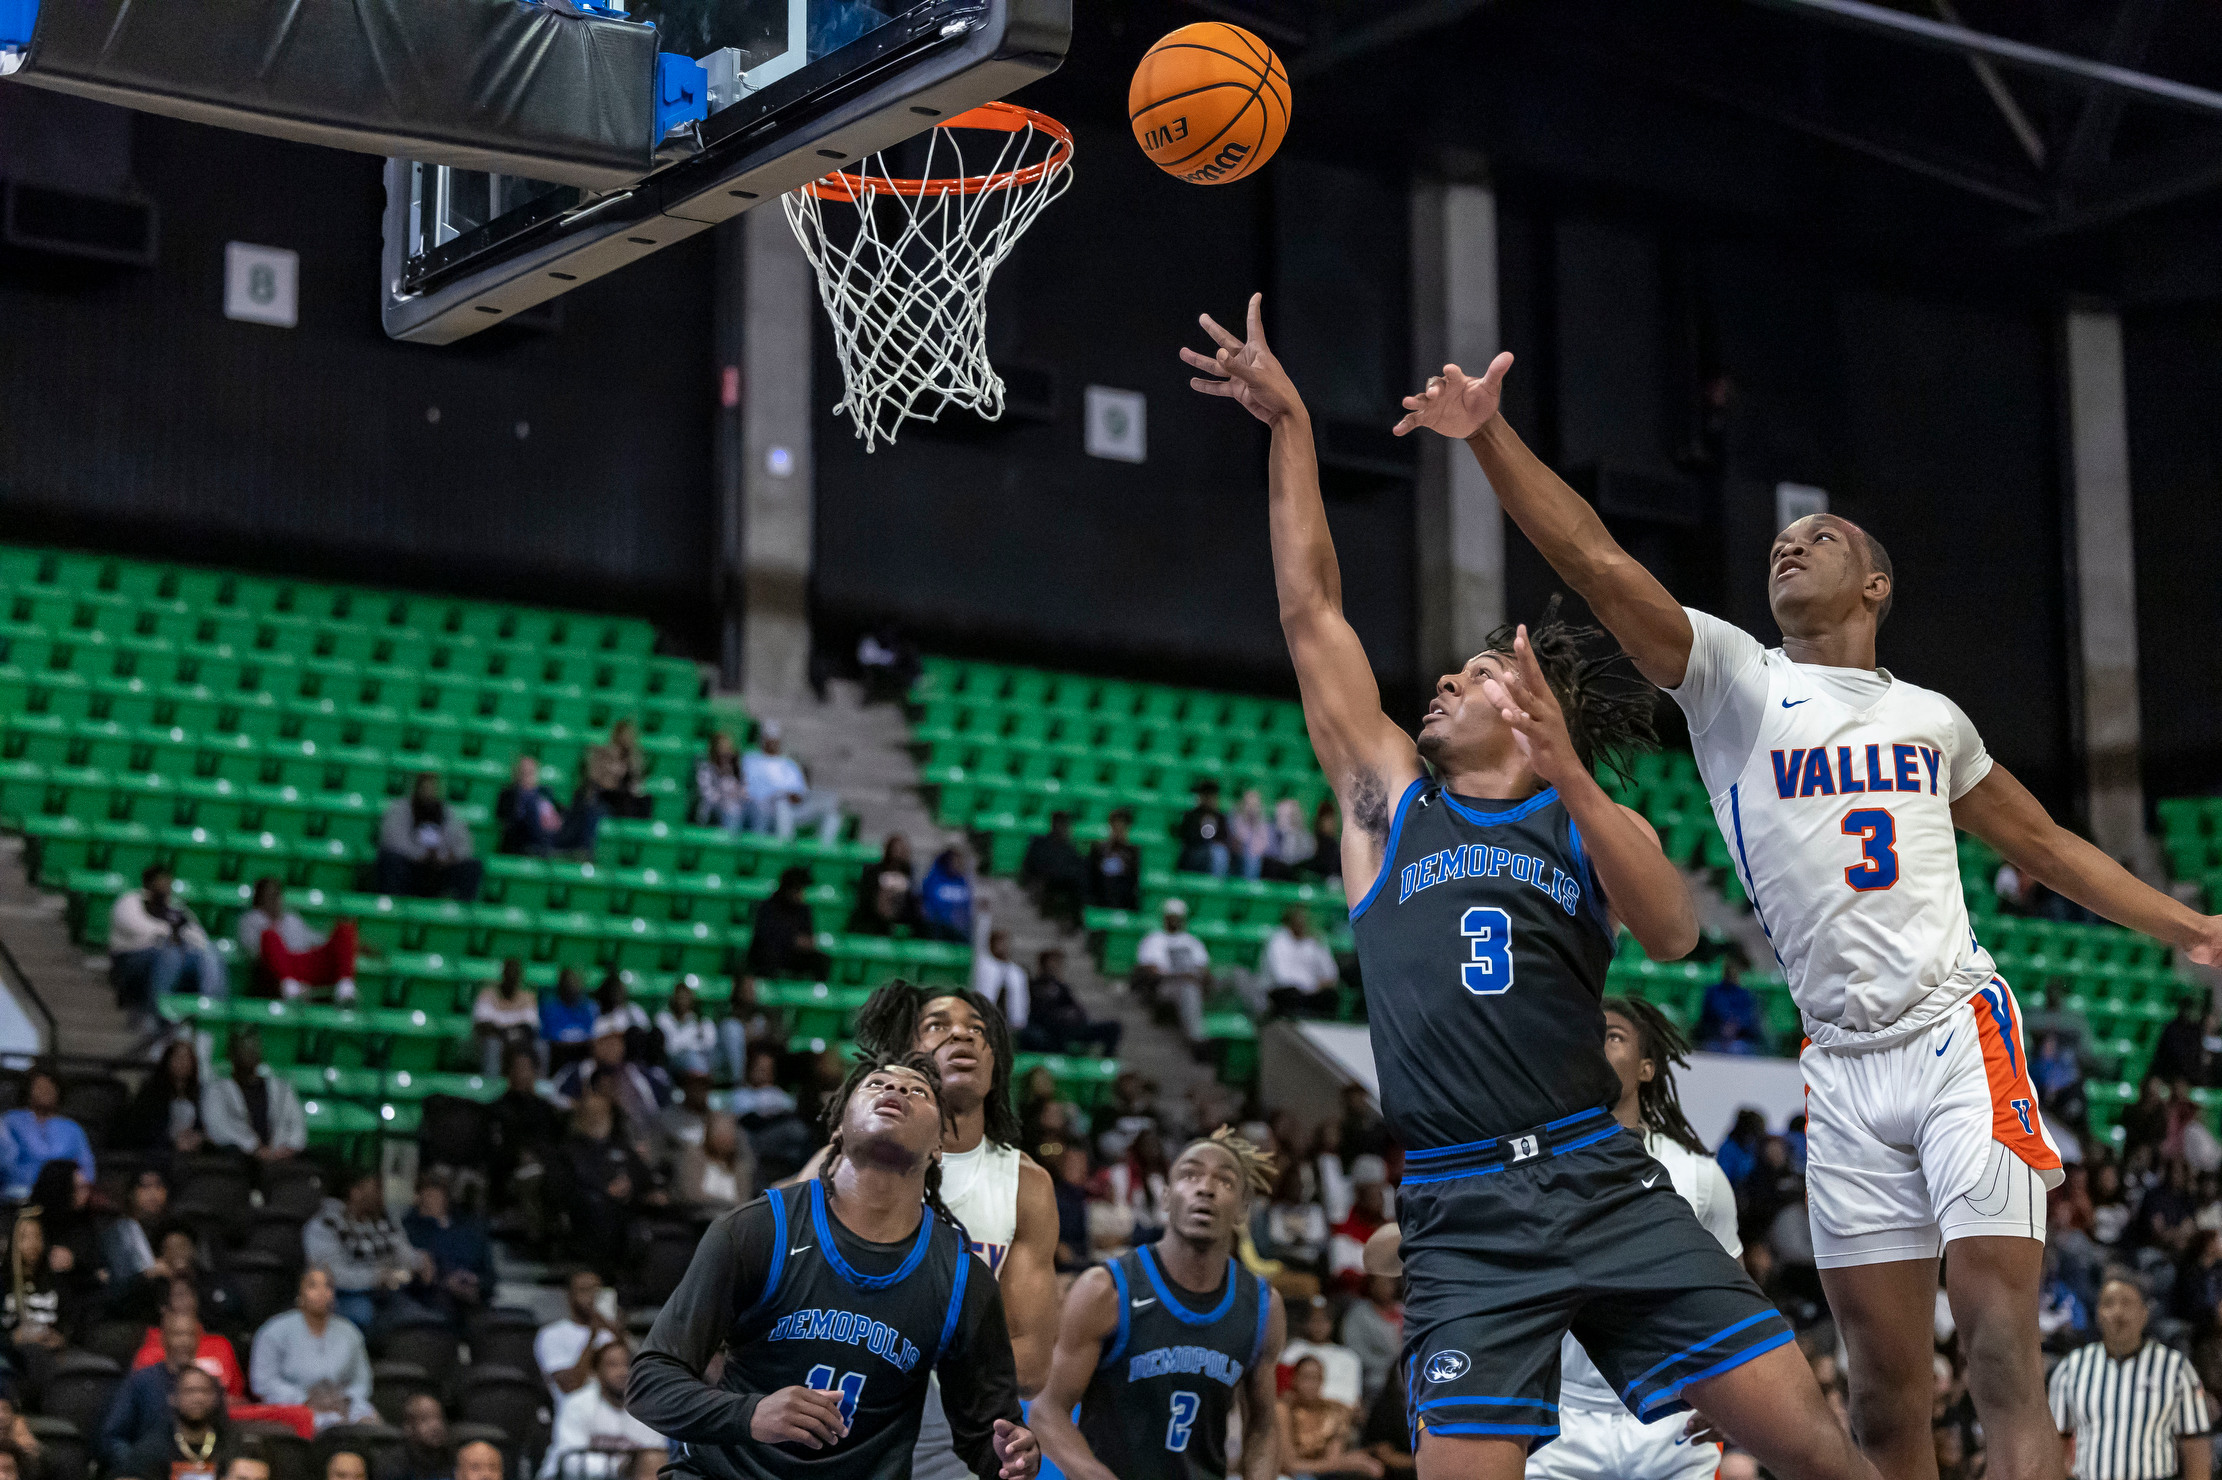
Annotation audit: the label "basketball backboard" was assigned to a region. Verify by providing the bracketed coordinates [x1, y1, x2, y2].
[382, 0, 1070, 344]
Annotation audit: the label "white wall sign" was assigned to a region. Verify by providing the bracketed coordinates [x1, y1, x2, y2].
[1085, 385, 1146, 464]
[225, 242, 298, 328]
[1775, 481, 1828, 534]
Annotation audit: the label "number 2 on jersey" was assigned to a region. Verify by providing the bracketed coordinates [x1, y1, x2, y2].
[804, 1364, 866, 1424]
[1166, 1390, 1201, 1452]
[1840, 808, 1900, 891]
[1460, 906, 1514, 996]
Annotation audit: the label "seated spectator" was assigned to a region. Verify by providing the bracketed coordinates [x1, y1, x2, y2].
[1133, 899, 1212, 1043]
[202, 1029, 307, 1163]
[740, 722, 841, 845]
[593, 970, 657, 1065]
[581, 721, 654, 822]
[655, 1072, 712, 1164]
[237, 879, 358, 1003]
[916, 847, 974, 944]
[1278, 1297, 1364, 1408]
[126, 1235, 250, 1338]
[327, 1453, 368, 1480]
[1714, 1109, 1767, 1188]
[101, 1309, 206, 1471]
[655, 983, 716, 1077]
[1327, 1159, 1391, 1293]
[401, 1172, 494, 1326]
[1085, 809, 1141, 911]
[104, 1168, 174, 1291]
[1, 1210, 73, 1401]
[729, 1047, 799, 1126]
[473, 959, 542, 1078]
[380, 1393, 452, 1480]
[376, 774, 484, 902]
[692, 733, 748, 832]
[541, 968, 598, 1073]
[552, 1091, 659, 1276]
[539, 1342, 663, 1480]
[1357, 1362, 1413, 1476]
[536, 1270, 622, 1406]
[1256, 1162, 1327, 1284]
[304, 1171, 426, 1332]
[1340, 1274, 1403, 1410]
[490, 1048, 564, 1234]
[2, 1067, 94, 1197]
[1177, 780, 1231, 877]
[248, 1267, 378, 1426]
[114, 1363, 227, 1480]
[29, 1158, 101, 1292]
[1229, 788, 1273, 882]
[971, 929, 1029, 1031]
[129, 1299, 246, 1395]
[119, 1040, 210, 1157]
[1267, 796, 1316, 880]
[1019, 812, 1088, 928]
[453, 1441, 503, 1480]
[715, 975, 780, 1087]
[109, 865, 227, 1027]
[1264, 907, 1341, 1019]
[1305, 798, 1342, 883]
[553, 1025, 671, 1141]
[1019, 949, 1121, 1056]
[1276, 1356, 1382, 1478]
[1694, 960, 1765, 1055]
[847, 836, 919, 936]
[1050, 1145, 1091, 1271]
[2033, 1030, 2082, 1109]
[675, 1113, 754, 1214]
[0, 1421, 41, 1480]
[746, 867, 833, 980]
[496, 755, 596, 857]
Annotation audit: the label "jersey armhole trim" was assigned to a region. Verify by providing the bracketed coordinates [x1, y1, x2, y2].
[933, 1237, 971, 1368]
[1248, 1274, 1271, 1369]
[1348, 777, 1429, 923]
[1561, 814, 1612, 939]
[738, 1189, 789, 1322]
[1101, 1259, 1131, 1369]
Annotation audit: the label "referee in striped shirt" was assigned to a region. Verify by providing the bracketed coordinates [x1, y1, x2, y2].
[2050, 1271, 2213, 1480]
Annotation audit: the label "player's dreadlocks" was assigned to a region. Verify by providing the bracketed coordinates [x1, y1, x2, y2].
[1184, 1125, 1278, 1201]
[1601, 995, 1708, 1155]
[1481, 593, 1659, 788]
[851, 980, 1023, 1151]
[818, 1050, 968, 1245]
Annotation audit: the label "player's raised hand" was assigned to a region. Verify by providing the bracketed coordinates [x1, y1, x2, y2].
[1478, 626, 1581, 789]
[1181, 292, 1304, 426]
[2190, 918, 2222, 967]
[992, 1417, 1041, 1479]
[1392, 352, 1514, 439]
[750, 1386, 849, 1449]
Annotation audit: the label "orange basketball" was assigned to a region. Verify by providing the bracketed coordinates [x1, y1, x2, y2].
[1129, 23, 1291, 186]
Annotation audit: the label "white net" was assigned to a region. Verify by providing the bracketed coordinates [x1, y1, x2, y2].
[782, 104, 1073, 452]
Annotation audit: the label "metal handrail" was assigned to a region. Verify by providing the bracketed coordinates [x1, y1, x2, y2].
[0, 934, 59, 1056]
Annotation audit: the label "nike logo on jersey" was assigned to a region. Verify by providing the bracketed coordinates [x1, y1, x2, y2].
[1769, 743, 1942, 799]
[1934, 1031, 1954, 1057]
[1780, 698, 1811, 708]
[789, 1245, 812, 1256]
[1131, 1298, 1157, 1310]
[1641, 1175, 1659, 1188]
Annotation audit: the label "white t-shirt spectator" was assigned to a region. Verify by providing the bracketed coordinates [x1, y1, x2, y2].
[539, 1382, 663, 1479]
[1263, 928, 1337, 994]
[1136, 928, 1209, 982]
[972, 954, 1030, 1029]
[474, 989, 541, 1033]
[535, 1318, 619, 1406]
[1278, 1338, 1364, 1409]
[657, 1010, 717, 1062]
[742, 751, 808, 803]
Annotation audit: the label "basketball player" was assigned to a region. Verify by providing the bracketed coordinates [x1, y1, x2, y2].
[1183, 297, 1874, 1480]
[1028, 1128, 1286, 1480]
[787, 983, 1062, 1480]
[630, 1052, 1040, 1480]
[1392, 349, 2222, 1480]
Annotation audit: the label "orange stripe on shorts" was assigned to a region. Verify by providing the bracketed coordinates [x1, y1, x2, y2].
[1971, 981, 2061, 1174]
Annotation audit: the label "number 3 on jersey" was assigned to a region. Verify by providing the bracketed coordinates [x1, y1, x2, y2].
[1460, 907, 1513, 996]
[1840, 808, 1900, 892]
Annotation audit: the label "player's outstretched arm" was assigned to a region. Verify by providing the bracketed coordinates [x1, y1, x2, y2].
[1240, 1289, 1289, 1480]
[1000, 1157, 1063, 1397]
[1393, 357, 1696, 689]
[1483, 626, 1698, 959]
[1024, 1268, 1125, 1480]
[1954, 765, 2222, 965]
[1184, 294, 1422, 879]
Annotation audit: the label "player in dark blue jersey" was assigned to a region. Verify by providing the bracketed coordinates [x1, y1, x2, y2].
[1029, 1129, 1286, 1480]
[1183, 297, 1878, 1480]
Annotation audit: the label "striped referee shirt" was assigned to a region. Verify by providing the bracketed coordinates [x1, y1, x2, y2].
[2050, 1339, 2214, 1480]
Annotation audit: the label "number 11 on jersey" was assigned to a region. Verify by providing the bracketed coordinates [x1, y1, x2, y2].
[1461, 906, 1514, 996]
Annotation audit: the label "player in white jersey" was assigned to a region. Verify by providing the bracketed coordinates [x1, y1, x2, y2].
[1394, 353, 2222, 1480]
[790, 983, 1062, 1480]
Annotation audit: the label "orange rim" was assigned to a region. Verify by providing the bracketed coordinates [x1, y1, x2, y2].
[801, 101, 1073, 200]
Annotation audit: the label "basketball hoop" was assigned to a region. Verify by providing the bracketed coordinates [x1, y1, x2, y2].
[783, 102, 1073, 452]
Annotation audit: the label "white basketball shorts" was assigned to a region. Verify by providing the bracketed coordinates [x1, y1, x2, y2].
[1528, 1404, 1721, 1480]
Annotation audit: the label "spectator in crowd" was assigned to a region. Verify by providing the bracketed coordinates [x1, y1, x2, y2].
[1255, 1162, 1328, 1292]
[1304, 798, 1343, 884]
[847, 836, 919, 936]
[541, 968, 598, 1073]
[29, 1158, 100, 1288]
[655, 1072, 713, 1164]
[2120, 1077, 2170, 1157]
[114, 1364, 227, 1480]
[592, 971, 656, 1065]
[103, 1168, 174, 1291]
[655, 982, 716, 1077]
[971, 929, 1030, 1031]
[237, 879, 358, 1003]
[675, 1113, 753, 1215]
[119, 1041, 209, 1157]
[1695, 959, 1765, 1054]
[2154, 999, 2210, 1085]
[1276, 1355, 1382, 1479]
[127, 1290, 245, 1393]
[1278, 1297, 1364, 1408]
[715, 976, 779, 1087]
[740, 722, 841, 845]
[541, 1341, 663, 1480]
[131, 1237, 250, 1339]
[746, 867, 832, 980]
[1715, 1108, 1768, 1188]
[305, 1170, 426, 1332]
[1229, 788, 1273, 882]
[382, 1394, 454, 1480]
[2, 1068, 94, 1197]
[202, 1029, 307, 1163]
[109, 866, 227, 1025]
[1341, 1274, 1403, 1410]
[1020, 812, 1089, 927]
[916, 846, 975, 943]
[0, 1419, 37, 1480]
[555, 1088, 660, 1275]
[581, 721, 653, 822]
[729, 1046, 799, 1126]
[99, 1308, 206, 1472]
[1, 1209, 71, 1397]
[491, 1047, 564, 1224]
[496, 755, 596, 857]
[1336, 1084, 1391, 1164]
[1019, 949, 1121, 1056]
[376, 774, 483, 902]
[1085, 809, 1141, 911]
[1358, 1364, 1414, 1477]
[1264, 907, 1340, 1018]
[248, 1267, 378, 1426]
[454, 1442, 503, 1480]
[554, 1026, 670, 1139]
[1177, 779, 1231, 877]
[401, 1171, 494, 1326]
[2035, 1031, 2084, 1110]
[1049, 1145, 1092, 1272]
[1133, 899, 1212, 1043]
[1266, 796, 1316, 880]
[692, 732, 748, 832]
[327, 1454, 368, 1480]
[472, 959, 543, 1078]
[2049, 1271, 2212, 1480]
[1328, 1157, 1391, 1293]
[854, 625, 919, 703]
[537, 1269, 623, 1406]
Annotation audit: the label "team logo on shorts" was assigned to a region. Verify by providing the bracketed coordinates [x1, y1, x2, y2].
[1424, 1350, 1471, 1384]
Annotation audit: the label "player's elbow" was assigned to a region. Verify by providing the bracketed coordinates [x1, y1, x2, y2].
[1011, 1344, 1050, 1399]
[1633, 910, 1700, 963]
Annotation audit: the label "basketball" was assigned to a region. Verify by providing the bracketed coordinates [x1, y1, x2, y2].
[1128, 23, 1291, 185]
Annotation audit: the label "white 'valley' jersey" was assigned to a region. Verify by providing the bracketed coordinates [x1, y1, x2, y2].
[937, 1138, 1021, 1271]
[1559, 1132, 1740, 1413]
[1668, 609, 1998, 1050]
